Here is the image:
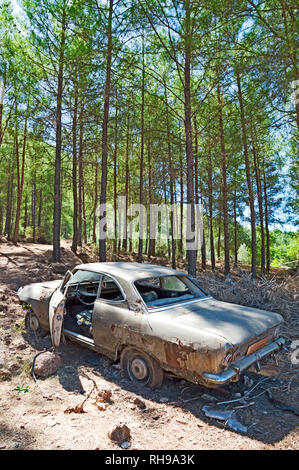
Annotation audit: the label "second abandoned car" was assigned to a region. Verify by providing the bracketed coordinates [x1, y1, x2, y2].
[18, 262, 284, 388]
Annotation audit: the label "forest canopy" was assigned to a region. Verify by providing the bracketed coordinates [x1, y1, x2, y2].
[0, 0, 298, 276]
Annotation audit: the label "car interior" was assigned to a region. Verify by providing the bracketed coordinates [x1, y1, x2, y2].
[62, 270, 124, 338]
[135, 275, 206, 308]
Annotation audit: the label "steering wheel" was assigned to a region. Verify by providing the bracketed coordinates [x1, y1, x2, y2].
[75, 281, 97, 306]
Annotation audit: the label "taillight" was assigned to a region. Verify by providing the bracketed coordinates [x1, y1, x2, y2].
[225, 353, 233, 363]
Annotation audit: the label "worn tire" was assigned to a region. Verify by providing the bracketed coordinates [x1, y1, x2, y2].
[120, 347, 163, 389]
[25, 310, 47, 337]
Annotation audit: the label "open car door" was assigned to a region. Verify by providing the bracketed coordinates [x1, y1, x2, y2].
[49, 270, 72, 348]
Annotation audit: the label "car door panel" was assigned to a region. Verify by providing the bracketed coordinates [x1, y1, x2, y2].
[48, 270, 72, 347]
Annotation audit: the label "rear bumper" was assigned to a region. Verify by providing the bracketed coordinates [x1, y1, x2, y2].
[202, 337, 285, 386]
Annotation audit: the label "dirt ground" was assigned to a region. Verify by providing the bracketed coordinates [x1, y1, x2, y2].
[0, 241, 298, 450]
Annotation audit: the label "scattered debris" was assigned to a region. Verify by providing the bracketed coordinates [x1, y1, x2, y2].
[202, 405, 247, 433]
[64, 403, 85, 414]
[266, 390, 299, 416]
[65, 371, 99, 414]
[202, 405, 234, 421]
[201, 393, 218, 402]
[243, 376, 254, 388]
[120, 441, 131, 449]
[226, 417, 248, 433]
[94, 388, 113, 410]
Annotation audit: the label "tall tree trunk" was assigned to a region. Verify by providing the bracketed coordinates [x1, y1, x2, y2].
[251, 127, 265, 274]
[147, 140, 155, 258]
[0, 73, 5, 148]
[38, 189, 42, 227]
[262, 155, 271, 273]
[165, 83, 176, 268]
[71, 81, 78, 254]
[179, 133, 184, 258]
[99, 0, 113, 262]
[123, 113, 130, 250]
[217, 83, 230, 275]
[235, 63, 257, 278]
[32, 170, 37, 243]
[233, 183, 238, 266]
[82, 177, 87, 244]
[52, 6, 66, 261]
[24, 196, 28, 235]
[113, 91, 118, 253]
[92, 156, 98, 244]
[138, 33, 145, 264]
[184, 0, 196, 277]
[217, 220, 221, 261]
[78, 103, 84, 247]
[208, 154, 215, 271]
[5, 156, 14, 238]
[12, 101, 28, 244]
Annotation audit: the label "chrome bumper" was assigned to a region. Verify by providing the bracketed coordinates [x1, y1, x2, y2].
[202, 337, 285, 386]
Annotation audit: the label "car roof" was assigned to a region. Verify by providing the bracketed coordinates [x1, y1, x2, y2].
[74, 262, 186, 281]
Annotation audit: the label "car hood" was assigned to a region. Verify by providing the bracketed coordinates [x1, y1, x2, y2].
[165, 298, 283, 346]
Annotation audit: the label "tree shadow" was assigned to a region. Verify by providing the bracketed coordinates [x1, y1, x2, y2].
[21, 324, 298, 446]
[46, 337, 299, 446]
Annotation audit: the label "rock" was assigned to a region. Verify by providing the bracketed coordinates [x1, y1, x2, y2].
[0, 368, 12, 380]
[33, 351, 62, 377]
[133, 397, 146, 409]
[10, 363, 21, 373]
[108, 424, 131, 446]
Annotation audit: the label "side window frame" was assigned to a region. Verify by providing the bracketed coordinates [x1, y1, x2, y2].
[96, 274, 126, 303]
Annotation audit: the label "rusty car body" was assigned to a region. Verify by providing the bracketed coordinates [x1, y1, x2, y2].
[17, 262, 285, 388]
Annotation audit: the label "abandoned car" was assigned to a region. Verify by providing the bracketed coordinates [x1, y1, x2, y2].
[18, 262, 284, 388]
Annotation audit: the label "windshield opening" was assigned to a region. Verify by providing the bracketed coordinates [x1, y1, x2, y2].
[134, 275, 207, 309]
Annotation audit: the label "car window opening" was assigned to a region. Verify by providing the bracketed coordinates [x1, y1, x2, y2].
[134, 275, 207, 309]
[63, 269, 102, 339]
[98, 275, 124, 302]
[62, 271, 124, 339]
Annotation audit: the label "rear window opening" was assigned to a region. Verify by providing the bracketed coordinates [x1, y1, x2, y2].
[134, 275, 207, 309]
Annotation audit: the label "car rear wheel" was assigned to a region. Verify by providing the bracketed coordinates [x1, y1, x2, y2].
[120, 347, 163, 389]
[25, 310, 47, 336]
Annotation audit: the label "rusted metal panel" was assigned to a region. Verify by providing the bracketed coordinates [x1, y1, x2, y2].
[17, 262, 284, 387]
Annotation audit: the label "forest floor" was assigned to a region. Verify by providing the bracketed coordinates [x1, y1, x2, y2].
[0, 240, 298, 451]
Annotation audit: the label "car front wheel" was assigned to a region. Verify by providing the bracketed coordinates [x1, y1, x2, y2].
[25, 310, 47, 336]
[120, 347, 163, 389]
